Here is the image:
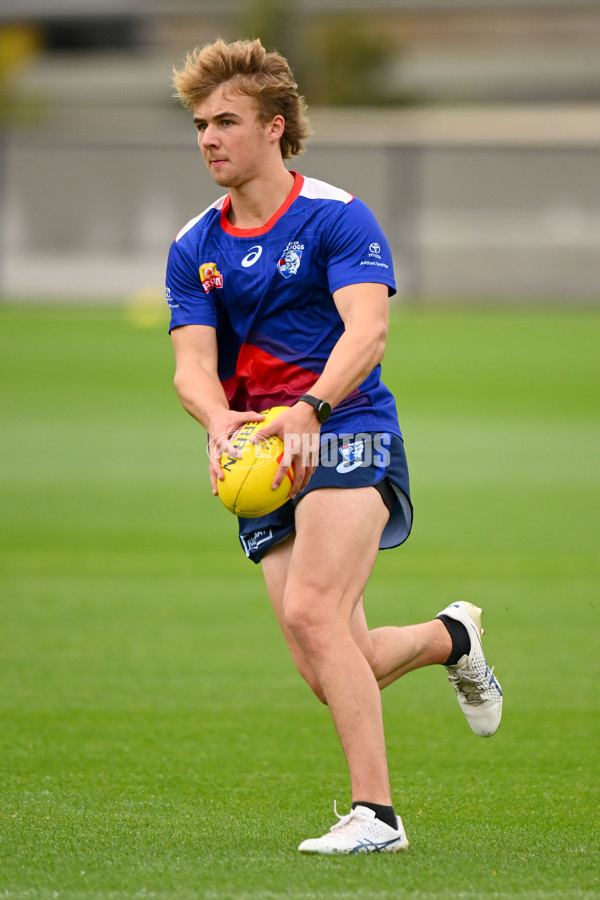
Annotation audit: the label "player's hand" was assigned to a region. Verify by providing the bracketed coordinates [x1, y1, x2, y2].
[253, 403, 321, 498]
[207, 409, 265, 495]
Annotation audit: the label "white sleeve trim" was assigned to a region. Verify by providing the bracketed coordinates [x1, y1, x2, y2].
[299, 176, 353, 205]
[175, 194, 228, 241]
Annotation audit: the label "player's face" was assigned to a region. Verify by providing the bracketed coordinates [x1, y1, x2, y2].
[193, 86, 275, 188]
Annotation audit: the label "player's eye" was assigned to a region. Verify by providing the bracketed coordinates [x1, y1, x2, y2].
[196, 122, 208, 132]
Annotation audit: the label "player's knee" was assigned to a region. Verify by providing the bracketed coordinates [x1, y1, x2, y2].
[283, 594, 331, 649]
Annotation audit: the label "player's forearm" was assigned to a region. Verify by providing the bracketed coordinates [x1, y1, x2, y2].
[308, 321, 387, 410]
[173, 363, 229, 432]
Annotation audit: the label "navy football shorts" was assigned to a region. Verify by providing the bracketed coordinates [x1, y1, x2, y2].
[237, 431, 413, 564]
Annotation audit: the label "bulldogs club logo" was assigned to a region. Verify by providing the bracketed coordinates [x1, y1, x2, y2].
[199, 262, 223, 293]
[336, 440, 366, 473]
[277, 241, 304, 278]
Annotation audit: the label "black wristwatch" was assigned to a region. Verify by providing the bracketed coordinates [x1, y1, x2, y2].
[298, 393, 332, 424]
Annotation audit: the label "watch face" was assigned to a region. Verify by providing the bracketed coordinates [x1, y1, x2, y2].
[318, 401, 332, 423]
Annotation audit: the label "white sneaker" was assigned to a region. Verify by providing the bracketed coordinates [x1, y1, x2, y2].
[437, 601, 503, 737]
[298, 804, 409, 855]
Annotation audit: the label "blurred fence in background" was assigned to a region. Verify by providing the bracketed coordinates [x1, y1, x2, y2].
[2, 0, 600, 303]
[2, 105, 599, 301]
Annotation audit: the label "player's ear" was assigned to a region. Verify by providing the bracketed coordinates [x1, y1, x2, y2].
[269, 114, 285, 142]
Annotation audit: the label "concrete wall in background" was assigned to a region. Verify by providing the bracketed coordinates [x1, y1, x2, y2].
[2, 107, 599, 301]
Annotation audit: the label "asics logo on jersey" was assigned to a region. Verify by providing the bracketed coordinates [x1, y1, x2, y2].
[241, 245, 263, 268]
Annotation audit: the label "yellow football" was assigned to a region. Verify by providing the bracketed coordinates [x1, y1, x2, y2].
[217, 406, 295, 518]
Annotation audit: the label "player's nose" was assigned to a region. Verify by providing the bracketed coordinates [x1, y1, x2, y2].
[200, 124, 219, 147]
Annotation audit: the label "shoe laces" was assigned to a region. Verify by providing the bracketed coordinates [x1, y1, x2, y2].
[330, 801, 370, 834]
[448, 664, 498, 703]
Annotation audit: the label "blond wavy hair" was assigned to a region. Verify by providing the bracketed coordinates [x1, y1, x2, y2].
[173, 38, 311, 159]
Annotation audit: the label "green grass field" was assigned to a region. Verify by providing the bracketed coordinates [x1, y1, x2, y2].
[1, 302, 599, 899]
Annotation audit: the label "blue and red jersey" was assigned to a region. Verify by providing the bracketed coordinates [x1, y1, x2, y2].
[166, 171, 401, 437]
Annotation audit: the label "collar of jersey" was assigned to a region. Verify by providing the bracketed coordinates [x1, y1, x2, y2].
[219, 171, 303, 237]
